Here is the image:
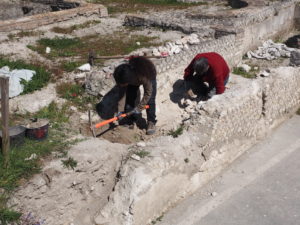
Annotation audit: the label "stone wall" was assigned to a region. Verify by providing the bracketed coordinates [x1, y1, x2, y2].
[0, 4, 108, 32]
[295, 2, 300, 29]
[239, 1, 296, 53]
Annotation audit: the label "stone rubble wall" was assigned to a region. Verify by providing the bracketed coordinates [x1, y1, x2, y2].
[124, 14, 216, 36]
[94, 67, 300, 225]
[86, 1, 297, 100]
[239, 1, 296, 53]
[0, 4, 108, 32]
[262, 67, 300, 124]
[295, 2, 300, 29]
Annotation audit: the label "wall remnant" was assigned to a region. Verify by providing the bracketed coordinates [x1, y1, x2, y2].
[0, 4, 108, 32]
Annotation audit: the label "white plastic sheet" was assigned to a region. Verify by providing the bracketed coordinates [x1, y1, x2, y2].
[0, 66, 35, 98]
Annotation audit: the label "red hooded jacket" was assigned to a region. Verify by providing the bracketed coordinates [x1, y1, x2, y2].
[184, 52, 230, 94]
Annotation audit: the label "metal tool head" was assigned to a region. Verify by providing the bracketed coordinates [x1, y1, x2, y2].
[88, 110, 96, 137]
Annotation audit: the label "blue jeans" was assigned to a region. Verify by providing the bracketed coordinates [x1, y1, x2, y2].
[208, 75, 229, 97]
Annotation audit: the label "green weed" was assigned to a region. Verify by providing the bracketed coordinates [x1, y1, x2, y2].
[51, 20, 101, 34]
[61, 61, 81, 72]
[61, 157, 77, 170]
[35, 102, 70, 125]
[8, 31, 44, 40]
[134, 150, 150, 158]
[0, 58, 50, 94]
[0, 101, 77, 224]
[168, 125, 184, 138]
[151, 214, 164, 224]
[38, 37, 81, 49]
[0, 208, 21, 225]
[88, 0, 207, 14]
[233, 66, 257, 79]
[56, 82, 98, 111]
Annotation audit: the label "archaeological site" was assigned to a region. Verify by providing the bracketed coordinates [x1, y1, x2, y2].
[0, 0, 300, 224]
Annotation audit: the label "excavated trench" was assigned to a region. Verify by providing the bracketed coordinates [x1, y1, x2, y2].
[5, 1, 300, 225]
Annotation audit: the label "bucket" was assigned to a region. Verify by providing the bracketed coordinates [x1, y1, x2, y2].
[25, 118, 49, 141]
[0, 125, 26, 148]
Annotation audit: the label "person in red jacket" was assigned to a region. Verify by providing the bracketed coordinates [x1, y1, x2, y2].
[184, 52, 230, 99]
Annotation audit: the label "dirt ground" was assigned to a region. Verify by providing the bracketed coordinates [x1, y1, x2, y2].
[1, 1, 299, 225]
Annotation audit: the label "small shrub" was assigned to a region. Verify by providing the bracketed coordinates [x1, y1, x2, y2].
[297, 108, 300, 115]
[168, 125, 184, 138]
[184, 158, 189, 163]
[62, 157, 78, 170]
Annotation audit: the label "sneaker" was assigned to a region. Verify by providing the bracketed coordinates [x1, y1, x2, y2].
[146, 121, 156, 135]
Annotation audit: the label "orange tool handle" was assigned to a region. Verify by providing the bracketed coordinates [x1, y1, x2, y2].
[94, 105, 149, 129]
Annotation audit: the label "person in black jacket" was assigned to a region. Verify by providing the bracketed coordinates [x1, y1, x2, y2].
[113, 56, 157, 135]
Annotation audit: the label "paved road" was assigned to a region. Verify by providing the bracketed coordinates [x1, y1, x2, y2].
[158, 115, 300, 225]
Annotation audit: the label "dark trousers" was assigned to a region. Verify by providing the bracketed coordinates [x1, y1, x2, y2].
[125, 79, 157, 123]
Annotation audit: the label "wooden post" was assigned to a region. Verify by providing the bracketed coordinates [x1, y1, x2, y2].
[0, 76, 9, 168]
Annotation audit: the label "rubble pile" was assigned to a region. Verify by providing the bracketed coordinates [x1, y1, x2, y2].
[246, 39, 296, 60]
[151, 34, 200, 57]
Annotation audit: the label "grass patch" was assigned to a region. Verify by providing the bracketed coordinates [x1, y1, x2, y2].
[134, 150, 150, 158]
[0, 58, 51, 94]
[0, 102, 77, 224]
[0, 208, 21, 225]
[61, 61, 82, 72]
[56, 82, 98, 111]
[51, 20, 101, 34]
[88, 0, 207, 14]
[168, 125, 184, 138]
[61, 157, 77, 170]
[8, 31, 44, 40]
[38, 37, 81, 49]
[233, 66, 258, 79]
[30, 32, 159, 62]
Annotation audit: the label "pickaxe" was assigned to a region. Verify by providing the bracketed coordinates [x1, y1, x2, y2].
[89, 105, 149, 137]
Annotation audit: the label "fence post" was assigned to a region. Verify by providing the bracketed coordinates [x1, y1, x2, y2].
[0, 76, 9, 168]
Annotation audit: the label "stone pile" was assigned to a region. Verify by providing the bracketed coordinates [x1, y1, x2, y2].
[152, 34, 200, 56]
[246, 39, 296, 60]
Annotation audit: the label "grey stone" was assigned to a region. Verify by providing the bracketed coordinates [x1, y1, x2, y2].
[290, 51, 300, 66]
